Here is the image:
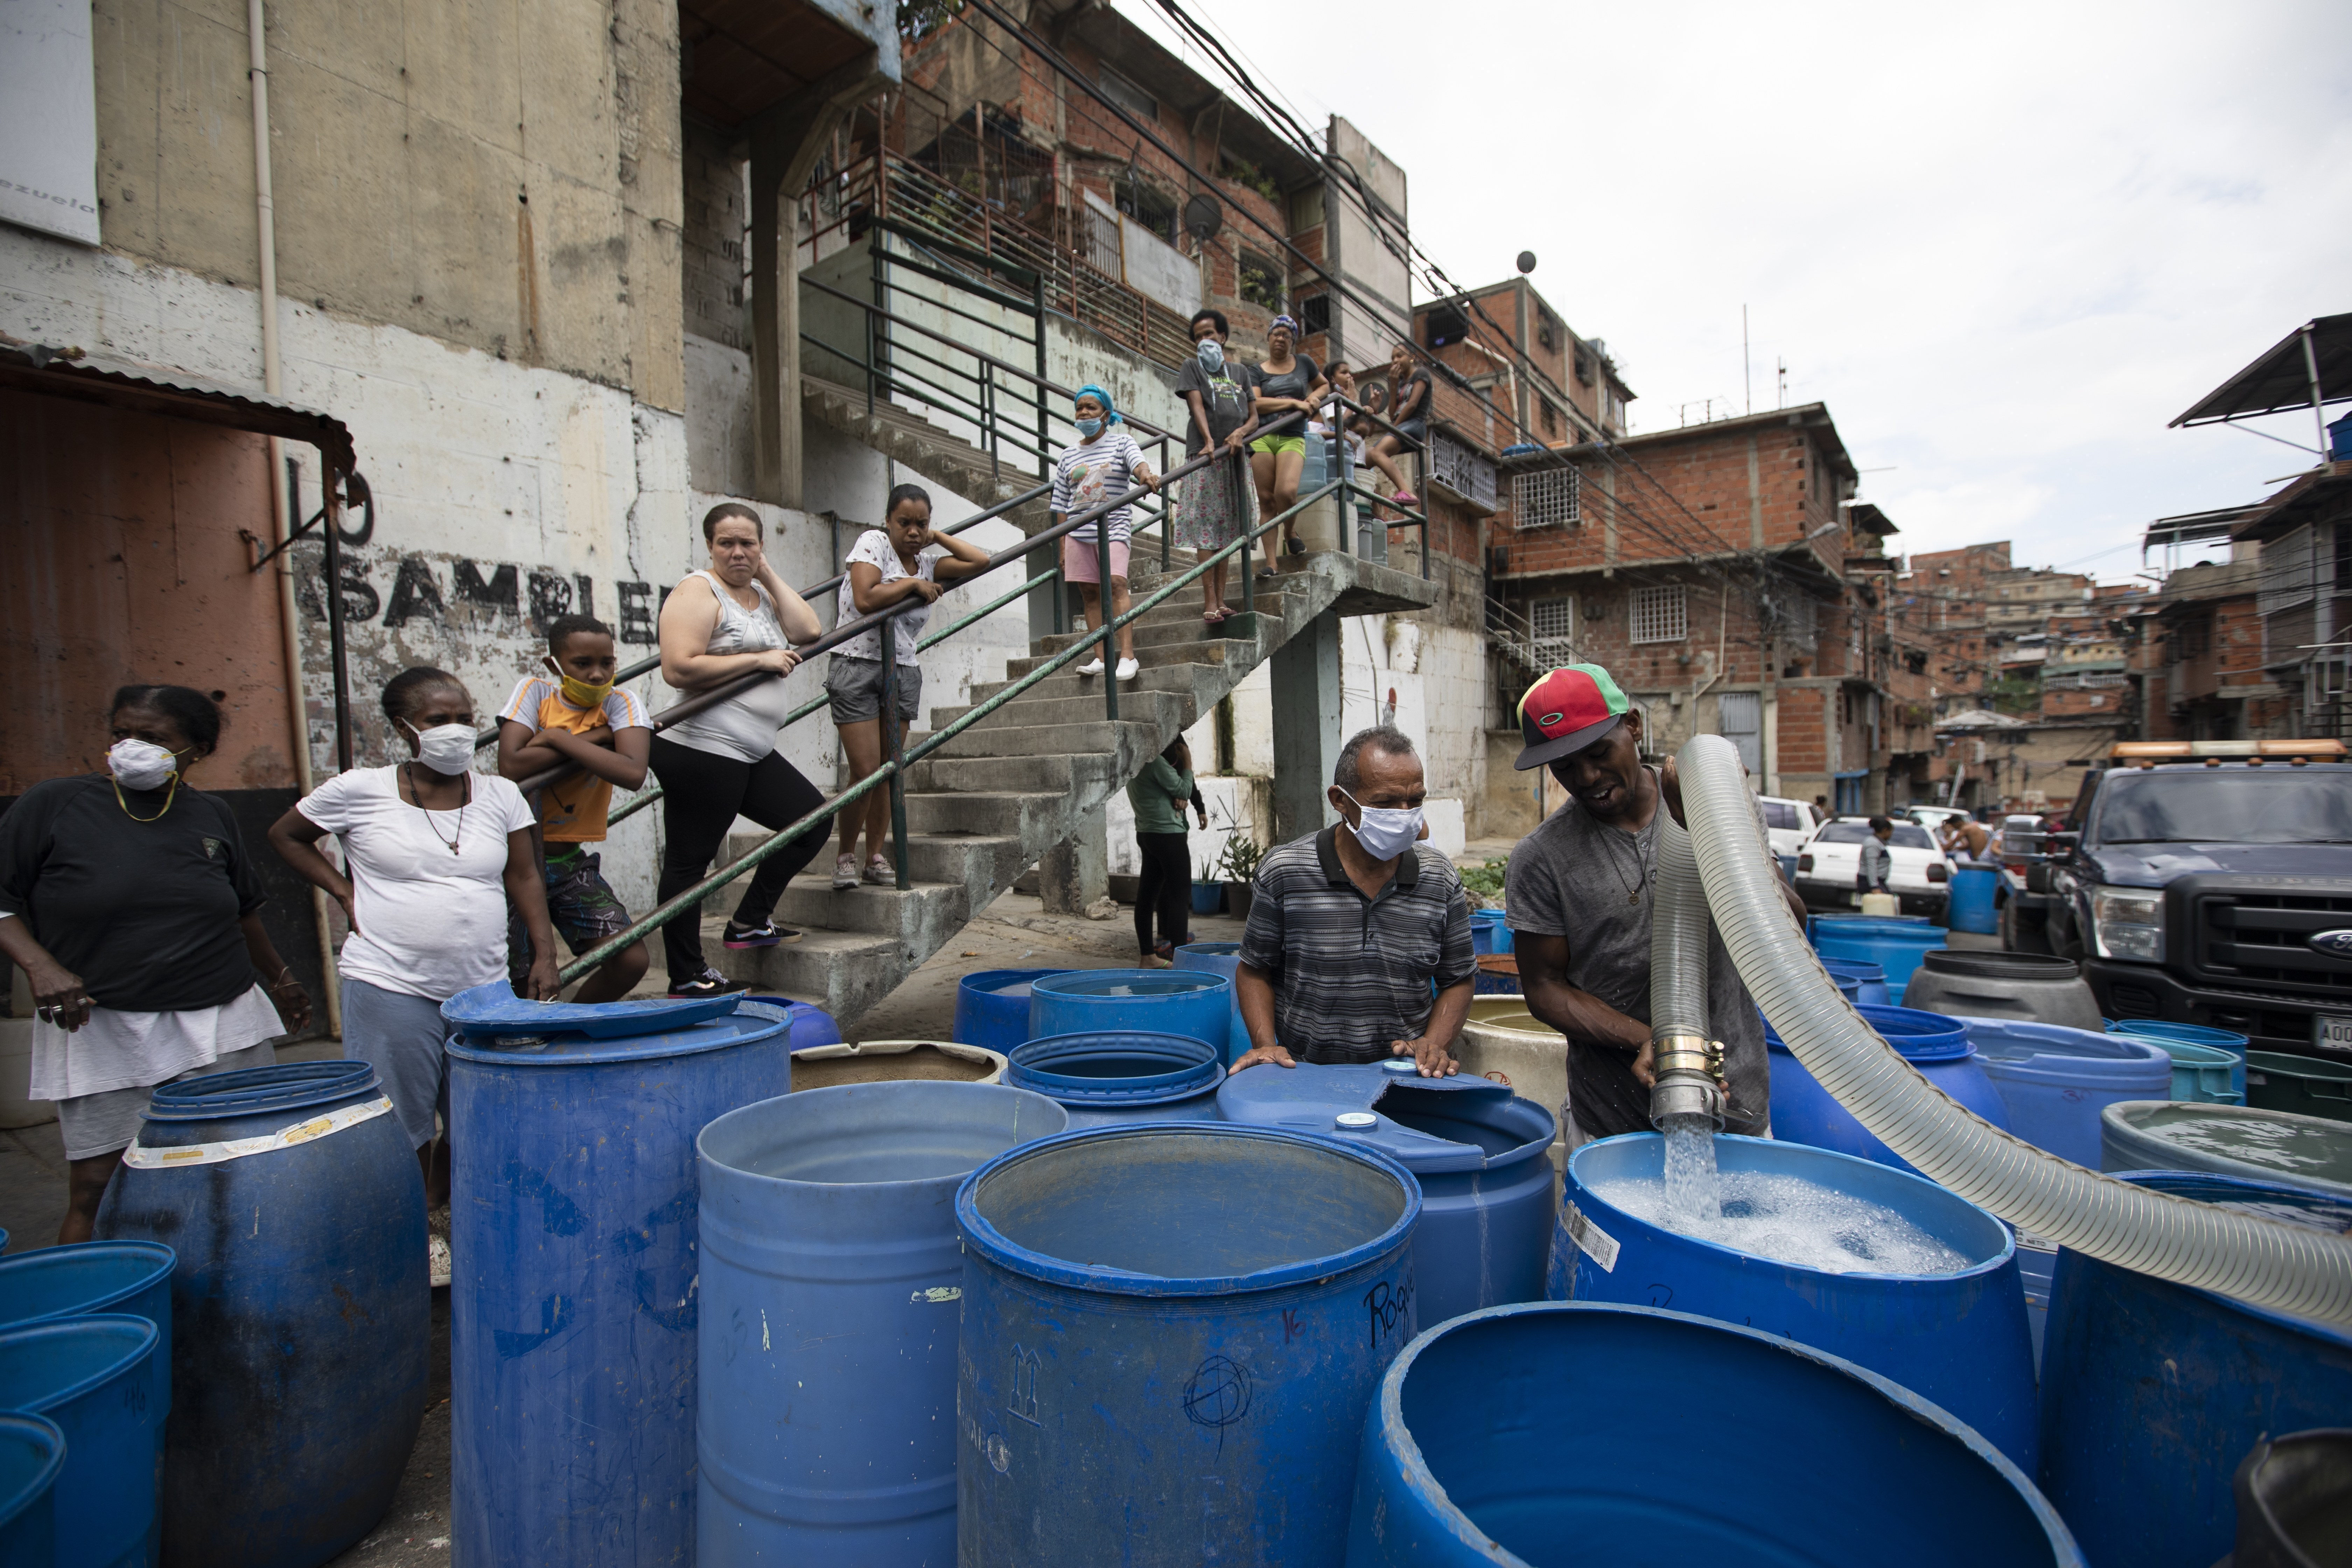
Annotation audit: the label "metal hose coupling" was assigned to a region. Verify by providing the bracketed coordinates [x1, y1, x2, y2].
[1649, 1032, 1726, 1129]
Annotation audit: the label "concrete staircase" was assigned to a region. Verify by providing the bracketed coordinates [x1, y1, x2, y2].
[801, 373, 1053, 530]
[710, 547, 1437, 1026]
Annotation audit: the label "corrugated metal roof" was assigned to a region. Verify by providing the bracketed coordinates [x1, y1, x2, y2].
[2170, 314, 2352, 428]
[0, 339, 355, 471]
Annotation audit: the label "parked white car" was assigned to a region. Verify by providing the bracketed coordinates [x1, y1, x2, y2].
[1794, 817, 1953, 917]
[1758, 796, 1823, 860]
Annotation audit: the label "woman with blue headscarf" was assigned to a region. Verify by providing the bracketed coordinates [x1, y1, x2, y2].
[1051, 383, 1158, 681]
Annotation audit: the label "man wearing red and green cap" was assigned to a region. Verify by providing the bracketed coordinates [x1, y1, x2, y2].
[1502, 664, 1795, 1142]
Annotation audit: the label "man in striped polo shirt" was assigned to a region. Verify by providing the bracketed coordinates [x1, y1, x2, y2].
[1231, 726, 1476, 1076]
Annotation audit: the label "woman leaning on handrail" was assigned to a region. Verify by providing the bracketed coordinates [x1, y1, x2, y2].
[648, 502, 831, 998]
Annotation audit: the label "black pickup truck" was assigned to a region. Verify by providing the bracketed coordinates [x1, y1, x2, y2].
[2007, 741, 2352, 1062]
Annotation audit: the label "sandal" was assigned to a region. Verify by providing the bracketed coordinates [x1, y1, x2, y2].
[1392, 490, 1419, 506]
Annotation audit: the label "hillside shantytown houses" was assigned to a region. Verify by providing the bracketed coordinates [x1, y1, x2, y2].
[6, 0, 2207, 1008]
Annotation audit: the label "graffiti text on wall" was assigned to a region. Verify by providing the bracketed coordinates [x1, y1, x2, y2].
[295, 550, 663, 644]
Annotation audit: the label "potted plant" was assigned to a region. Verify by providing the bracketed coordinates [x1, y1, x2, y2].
[1216, 832, 1264, 925]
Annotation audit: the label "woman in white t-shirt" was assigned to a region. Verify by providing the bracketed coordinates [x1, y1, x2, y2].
[269, 668, 558, 1248]
[825, 483, 990, 888]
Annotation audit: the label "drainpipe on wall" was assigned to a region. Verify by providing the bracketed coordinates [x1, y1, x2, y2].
[249, 0, 341, 1039]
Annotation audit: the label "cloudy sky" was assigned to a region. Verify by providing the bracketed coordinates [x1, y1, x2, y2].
[1121, 0, 2351, 582]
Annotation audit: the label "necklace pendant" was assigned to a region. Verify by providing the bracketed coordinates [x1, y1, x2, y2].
[1630, 892, 1641, 905]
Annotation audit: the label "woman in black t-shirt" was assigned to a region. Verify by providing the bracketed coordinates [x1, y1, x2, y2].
[0, 686, 310, 1241]
[1245, 314, 1327, 571]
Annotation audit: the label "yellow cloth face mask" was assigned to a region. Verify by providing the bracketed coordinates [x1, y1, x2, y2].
[558, 673, 615, 710]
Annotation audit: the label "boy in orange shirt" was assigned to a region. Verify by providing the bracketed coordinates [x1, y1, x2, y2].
[496, 614, 653, 1001]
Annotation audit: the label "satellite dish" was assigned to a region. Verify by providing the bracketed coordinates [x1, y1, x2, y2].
[1516, 250, 1538, 274]
[1183, 192, 1224, 241]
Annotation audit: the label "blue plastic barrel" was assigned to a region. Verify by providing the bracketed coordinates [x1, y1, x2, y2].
[96, 1060, 423, 1568]
[1551, 1132, 2039, 1469]
[1765, 1005, 2012, 1177]
[957, 1122, 1421, 1564]
[0, 1413, 64, 1568]
[1821, 957, 1891, 1006]
[1027, 967, 1232, 1052]
[2015, 1238, 2057, 1371]
[0, 1315, 165, 1568]
[696, 1080, 1068, 1566]
[1172, 940, 1249, 1061]
[2158, 1038, 2245, 1103]
[1949, 864, 2000, 933]
[0, 1240, 175, 1413]
[2100, 1100, 2352, 1199]
[1960, 1018, 2174, 1167]
[2108, 1018, 2249, 1100]
[952, 968, 1069, 1054]
[1218, 1058, 1556, 1325]
[1006, 1030, 1225, 1127]
[1190, 879, 1226, 915]
[2038, 1170, 2352, 1568]
[738, 996, 844, 1052]
[448, 1001, 797, 1568]
[1346, 1302, 2081, 1567]
[1809, 916, 1947, 1004]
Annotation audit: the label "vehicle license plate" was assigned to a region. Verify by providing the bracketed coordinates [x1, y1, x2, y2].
[2315, 1014, 2352, 1051]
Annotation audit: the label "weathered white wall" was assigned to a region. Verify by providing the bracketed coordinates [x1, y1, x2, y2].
[3, 228, 695, 912]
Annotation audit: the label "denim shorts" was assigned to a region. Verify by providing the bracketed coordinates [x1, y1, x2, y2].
[826, 654, 921, 725]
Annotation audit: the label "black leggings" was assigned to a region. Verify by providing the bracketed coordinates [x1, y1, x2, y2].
[1135, 832, 1192, 954]
[650, 735, 832, 978]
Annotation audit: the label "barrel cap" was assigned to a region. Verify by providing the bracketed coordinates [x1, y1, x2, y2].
[1218, 1060, 1549, 1172]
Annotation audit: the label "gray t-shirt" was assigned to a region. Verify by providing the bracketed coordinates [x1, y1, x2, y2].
[1504, 768, 1771, 1140]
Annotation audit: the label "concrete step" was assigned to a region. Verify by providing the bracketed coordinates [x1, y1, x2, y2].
[903, 751, 1127, 794]
[967, 663, 1209, 709]
[1005, 641, 1232, 680]
[930, 687, 1188, 736]
[925, 718, 1165, 760]
[712, 926, 913, 1022]
[902, 790, 1067, 839]
[1036, 614, 1272, 656]
[769, 874, 968, 937]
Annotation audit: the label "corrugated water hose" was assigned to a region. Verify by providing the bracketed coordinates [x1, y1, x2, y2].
[1666, 732, 2352, 1324]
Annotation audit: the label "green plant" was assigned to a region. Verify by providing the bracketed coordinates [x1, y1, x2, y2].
[1459, 856, 1508, 899]
[1214, 833, 1263, 884]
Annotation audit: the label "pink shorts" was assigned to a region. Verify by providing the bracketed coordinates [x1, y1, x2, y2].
[1062, 537, 1129, 585]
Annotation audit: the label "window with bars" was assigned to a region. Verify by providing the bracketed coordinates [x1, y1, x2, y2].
[1513, 467, 1580, 531]
[2260, 524, 2317, 616]
[1531, 596, 1575, 660]
[1630, 584, 1688, 644]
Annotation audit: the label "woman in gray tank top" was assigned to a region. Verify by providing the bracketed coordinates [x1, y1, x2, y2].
[646, 503, 831, 997]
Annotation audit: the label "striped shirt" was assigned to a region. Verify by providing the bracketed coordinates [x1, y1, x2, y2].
[1051, 429, 1150, 546]
[1238, 828, 1476, 1064]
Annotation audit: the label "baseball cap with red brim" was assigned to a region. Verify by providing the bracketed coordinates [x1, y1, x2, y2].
[1514, 664, 1632, 771]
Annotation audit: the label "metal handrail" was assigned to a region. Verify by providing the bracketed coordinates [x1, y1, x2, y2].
[556, 475, 1342, 983]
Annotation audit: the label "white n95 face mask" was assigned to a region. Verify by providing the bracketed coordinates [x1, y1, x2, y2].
[1339, 788, 1423, 860]
[107, 738, 181, 791]
[405, 721, 478, 776]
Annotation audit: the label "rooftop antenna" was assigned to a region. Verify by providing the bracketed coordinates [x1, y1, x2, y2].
[1777, 356, 1788, 410]
[1743, 305, 1751, 416]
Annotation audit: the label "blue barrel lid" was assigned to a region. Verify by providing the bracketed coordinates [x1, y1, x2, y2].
[0, 1413, 65, 1536]
[145, 1059, 379, 1121]
[446, 999, 796, 1067]
[954, 1122, 1422, 1296]
[1007, 1031, 1224, 1106]
[1956, 1017, 2173, 1082]
[1029, 968, 1229, 1001]
[440, 979, 740, 1042]
[1217, 1060, 1552, 1173]
[1174, 940, 1241, 958]
[1820, 958, 1886, 980]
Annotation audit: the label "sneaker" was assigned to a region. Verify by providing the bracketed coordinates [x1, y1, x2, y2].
[862, 855, 894, 884]
[1076, 656, 1106, 676]
[1114, 657, 1140, 681]
[1286, 538, 1306, 556]
[723, 919, 800, 948]
[831, 852, 860, 891]
[670, 967, 753, 998]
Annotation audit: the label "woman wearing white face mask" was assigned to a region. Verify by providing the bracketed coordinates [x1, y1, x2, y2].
[0, 685, 312, 1243]
[270, 667, 558, 1276]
